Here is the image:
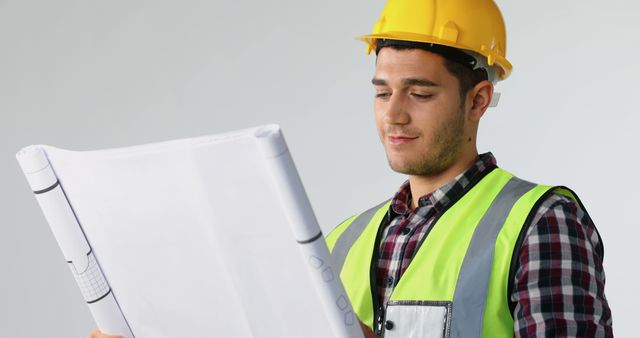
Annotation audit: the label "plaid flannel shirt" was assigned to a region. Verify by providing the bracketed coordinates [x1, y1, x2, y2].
[376, 152, 613, 337]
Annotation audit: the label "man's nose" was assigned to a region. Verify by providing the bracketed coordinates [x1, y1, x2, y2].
[384, 94, 410, 125]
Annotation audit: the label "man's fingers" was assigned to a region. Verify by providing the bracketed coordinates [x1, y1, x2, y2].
[87, 328, 124, 338]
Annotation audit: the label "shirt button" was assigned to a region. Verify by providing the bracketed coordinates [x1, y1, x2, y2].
[386, 276, 394, 287]
[419, 198, 433, 207]
[400, 227, 411, 235]
[385, 320, 395, 330]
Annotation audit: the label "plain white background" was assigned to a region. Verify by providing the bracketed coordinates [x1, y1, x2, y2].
[1, 0, 637, 336]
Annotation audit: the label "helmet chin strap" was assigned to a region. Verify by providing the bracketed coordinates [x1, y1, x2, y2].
[489, 92, 501, 107]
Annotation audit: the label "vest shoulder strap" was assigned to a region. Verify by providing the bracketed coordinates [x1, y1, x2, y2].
[327, 200, 390, 274]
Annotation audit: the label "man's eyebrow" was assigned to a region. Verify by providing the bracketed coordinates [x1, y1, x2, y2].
[371, 78, 439, 87]
[371, 78, 387, 86]
[404, 78, 439, 87]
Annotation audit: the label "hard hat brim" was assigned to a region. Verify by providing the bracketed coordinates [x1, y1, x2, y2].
[356, 32, 512, 80]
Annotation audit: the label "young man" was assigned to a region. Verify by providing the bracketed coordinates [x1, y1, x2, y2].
[325, 0, 613, 337]
[89, 0, 612, 337]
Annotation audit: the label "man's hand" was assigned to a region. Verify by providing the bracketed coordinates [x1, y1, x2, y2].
[87, 329, 123, 338]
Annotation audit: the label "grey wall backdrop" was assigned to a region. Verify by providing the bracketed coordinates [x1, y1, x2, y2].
[1, 0, 637, 336]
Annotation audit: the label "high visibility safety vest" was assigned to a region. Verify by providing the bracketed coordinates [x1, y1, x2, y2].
[326, 167, 594, 338]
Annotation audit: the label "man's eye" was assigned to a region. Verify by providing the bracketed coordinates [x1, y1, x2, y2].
[375, 92, 391, 99]
[411, 93, 433, 99]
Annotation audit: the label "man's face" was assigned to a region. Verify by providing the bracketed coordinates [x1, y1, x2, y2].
[373, 47, 469, 176]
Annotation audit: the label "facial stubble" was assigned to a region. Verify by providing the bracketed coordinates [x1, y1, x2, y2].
[387, 106, 466, 176]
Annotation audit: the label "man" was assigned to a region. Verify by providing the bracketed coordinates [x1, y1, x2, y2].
[89, 0, 612, 337]
[324, 0, 612, 337]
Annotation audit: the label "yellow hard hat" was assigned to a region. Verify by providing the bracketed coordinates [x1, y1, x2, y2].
[358, 0, 512, 80]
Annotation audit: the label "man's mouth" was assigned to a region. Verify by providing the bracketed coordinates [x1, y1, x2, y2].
[388, 135, 418, 145]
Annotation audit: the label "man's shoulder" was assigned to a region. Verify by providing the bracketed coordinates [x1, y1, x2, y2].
[325, 200, 391, 248]
[532, 189, 584, 215]
[526, 185, 593, 229]
[520, 186, 603, 258]
[506, 172, 591, 224]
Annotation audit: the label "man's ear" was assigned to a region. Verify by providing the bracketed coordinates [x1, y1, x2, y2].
[467, 80, 494, 121]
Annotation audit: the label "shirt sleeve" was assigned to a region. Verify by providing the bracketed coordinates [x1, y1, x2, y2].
[511, 193, 613, 337]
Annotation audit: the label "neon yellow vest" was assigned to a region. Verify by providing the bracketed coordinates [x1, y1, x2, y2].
[326, 168, 582, 337]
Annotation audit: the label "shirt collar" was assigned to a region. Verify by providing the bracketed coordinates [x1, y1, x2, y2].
[390, 152, 497, 216]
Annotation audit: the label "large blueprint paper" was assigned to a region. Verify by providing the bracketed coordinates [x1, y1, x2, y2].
[16, 125, 362, 338]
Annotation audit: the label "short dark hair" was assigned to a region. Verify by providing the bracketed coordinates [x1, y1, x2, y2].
[375, 39, 488, 100]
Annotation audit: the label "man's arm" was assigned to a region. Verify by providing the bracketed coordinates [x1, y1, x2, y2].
[511, 193, 613, 337]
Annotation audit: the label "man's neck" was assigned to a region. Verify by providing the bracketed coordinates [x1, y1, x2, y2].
[408, 151, 479, 209]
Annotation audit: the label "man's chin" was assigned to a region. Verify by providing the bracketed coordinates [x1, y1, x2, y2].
[388, 159, 450, 177]
[388, 160, 418, 175]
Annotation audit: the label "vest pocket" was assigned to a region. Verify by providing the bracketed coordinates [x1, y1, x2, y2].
[383, 301, 452, 338]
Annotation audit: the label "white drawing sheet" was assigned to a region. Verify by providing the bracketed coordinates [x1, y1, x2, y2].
[16, 125, 362, 338]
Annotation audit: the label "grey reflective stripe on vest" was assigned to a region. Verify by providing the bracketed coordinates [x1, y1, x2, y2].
[450, 177, 536, 338]
[331, 200, 390, 273]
